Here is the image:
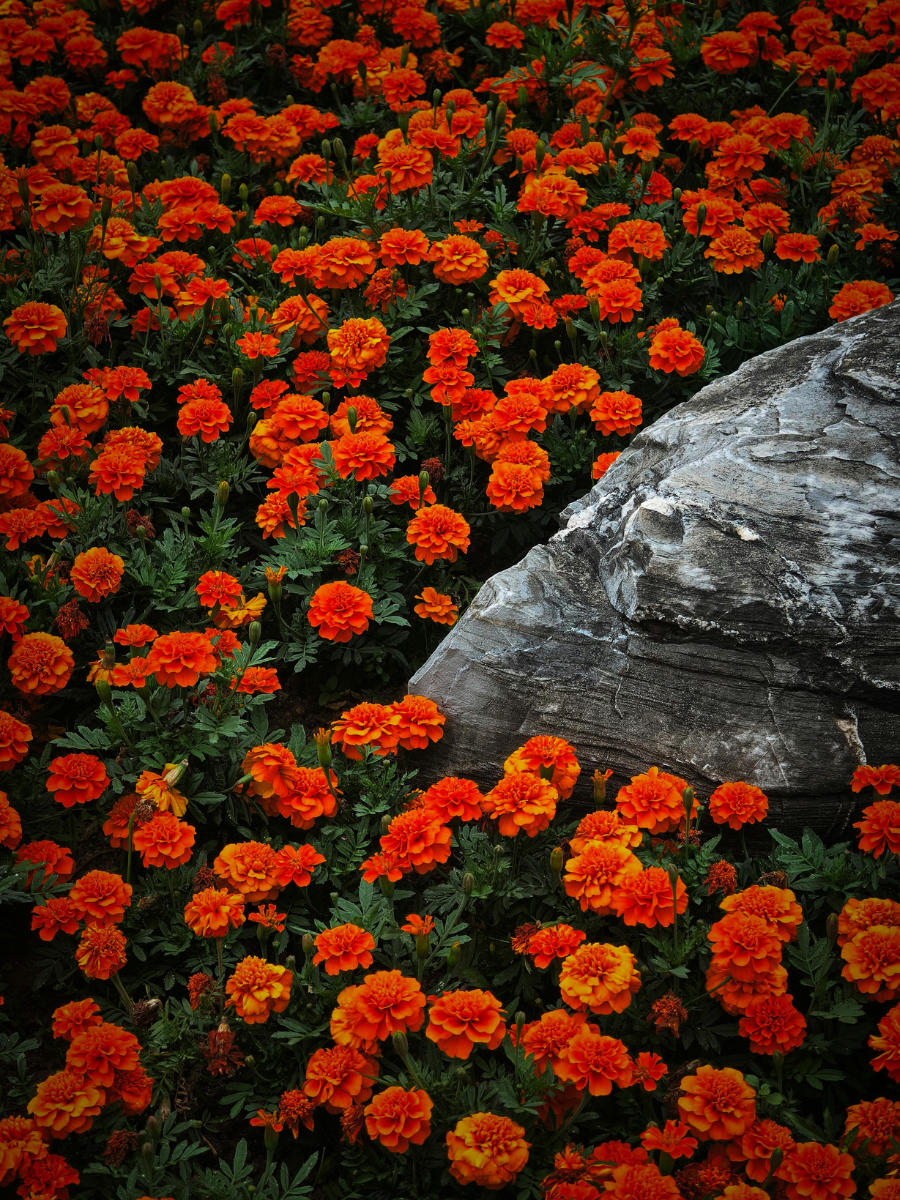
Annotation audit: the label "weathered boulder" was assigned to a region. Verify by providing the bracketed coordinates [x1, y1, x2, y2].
[409, 302, 900, 838]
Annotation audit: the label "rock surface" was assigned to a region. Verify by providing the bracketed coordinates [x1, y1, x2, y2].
[409, 303, 900, 837]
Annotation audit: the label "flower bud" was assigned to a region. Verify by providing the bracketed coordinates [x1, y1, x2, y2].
[100, 196, 113, 223]
[673, 187, 682, 202]
[46, 470, 59, 493]
[392, 1030, 409, 1058]
[694, 204, 707, 236]
[826, 912, 839, 943]
[515, 1011, 526, 1036]
[193, 17, 202, 33]
[321, 139, 331, 160]
[239, 183, 249, 202]
[245, 1055, 255, 1068]
[496, 101, 507, 124]
[208, 112, 219, 137]
[462, 872, 474, 896]
[550, 846, 564, 882]
[381, 814, 392, 834]
[94, 133, 104, 151]
[302, 933, 314, 956]
[346, 405, 357, 433]
[362, 495, 374, 516]
[314, 727, 332, 772]
[273, 181, 283, 196]
[772, 1050, 784, 1070]
[333, 137, 347, 162]
[682, 787, 695, 819]
[447, 940, 461, 968]
[400, 43, 409, 67]
[667, 866, 680, 894]
[216, 481, 229, 508]
[762, 230, 774, 256]
[220, 172, 230, 198]
[517, 85, 528, 109]
[146, 1116, 161, 1140]
[827, 244, 839, 266]
[164, 761, 187, 787]
[96, 677, 113, 704]
[285, 955, 296, 972]
[287, 491, 301, 531]
[181, 506, 191, 522]
[17, 177, 30, 207]
[248, 622, 262, 647]
[493, 844, 505, 863]
[565, 318, 577, 343]
[141, 1142, 154, 1161]
[416, 934, 429, 959]
[264, 1124, 279, 1153]
[640, 160, 653, 183]
[769, 1147, 784, 1173]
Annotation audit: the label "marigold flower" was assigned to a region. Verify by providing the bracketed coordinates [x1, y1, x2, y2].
[75, 922, 127, 979]
[31, 896, 80, 941]
[279, 1089, 316, 1136]
[564, 840, 642, 914]
[114, 624, 159, 648]
[337, 970, 426, 1044]
[27, 1070, 104, 1138]
[641, 1121, 698, 1160]
[780, 1143, 856, 1200]
[648, 321, 705, 376]
[66, 1021, 140, 1088]
[678, 1065, 756, 1141]
[3, 302, 67, 355]
[332, 430, 396, 481]
[604, 1161, 680, 1200]
[68, 869, 132, 926]
[226, 955, 293, 1024]
[414, 587, 458, 624]
[870, 1001, 900, 1082]
[525, 924, 587, 967]
[16, 839, 75, 889]
[380, 228, 431, 267]
[709, 781, 769, 829]
[852, 764, 900, 795]
[430, 235, 489, 284]
[332, 702, 399, 760]
[719, 885, 803, 942]
[327, 317, 390, 387]
[616, 766, 693, 834]
[381, 808, 451, 873]
[738, 993, 806, 1054]
[829, 280, 894, 322]
[709, 910, 783, 983]
[595, 279, 644, 323]
[132, 812, 196, 869]
[51, 999, 102, 1043]
[274, 767, 339, 829]
[364, 1086, 432, 1152]
[9, 632, 74, 696]
[559, 942, 641, 1014]
[728, 1119, 796, 1181]
[274, 843, 325, 889]
[483, 770, 559, 838]
[46, 754, 108, 809]
[214, 841, 281, 901]
[420, 776, 484, 822]
[516, 1009, 588, 1074]
[855, 801, 900, 857]
[571, 809, 642, 852]
[314, 924, 376, 975]
[390, 694, 445, 750]
[308, 581, 374, 642]
[184, 888, 246, 937]
[242, 743, 298, 798]
[317, 237, 377, 288]
[406, 504, 471, 564]
[135, 763, 188, 817]
[613, 867, 688, 928]
[504, 735, 580, 798]
[0, 791, 21, 849]
[0, 596, 28, 642]
[145, 631, 217, 687]
[446, 1112, 530, 1190]
[841, 925, 900, 1000]
[303, 1045, 375, 1111]
[843, 1097, 900, 1156]
[426, 989, 506, 1058]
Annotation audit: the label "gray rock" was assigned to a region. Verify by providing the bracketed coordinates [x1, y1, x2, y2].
[409, 302, 900, 838]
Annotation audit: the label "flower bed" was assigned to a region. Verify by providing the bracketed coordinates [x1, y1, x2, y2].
[0, 0, 899, 1194]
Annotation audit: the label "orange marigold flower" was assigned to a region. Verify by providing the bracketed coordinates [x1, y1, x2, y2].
[0, 445, 33, 499]
[616, 766, 694, 834]
[526, 924, 587, 968]
[274, 766, 339, 829]
[68, 869, 131, 926]
[331, 430, 396, 481]
[27, 1070, 104, 1137]
[389, 475, 437, 509]
[327, 317, 390, 387]
[303, 1044, 375, 1112]
[70, 548, 124, 603]
[380, 228, 430, 267]
[571, 809, 642, 852]
[314, 923, 376, 975]
[870, 1002, 900, 1082]
[65, 1021, 140, 1088]
[558, 942, 641, 1015]
[504, 735, 580, 798]
[709, 781, 769, 829]
[841, 925, 900, 1001]
[3, 302, 67, 355]
[719, 885, 803, 942]
[184, 887, 246, 937]
[430, 235, 489, 284]
[828, 280, 894, 322]
[648, 321, 705, 376]
[145, 630, 217, 687]
[708, 911, 783, 982]
[0, 596, 28, 641]
[46, 753, 108, 808]
[739, 993, 807, 1054]
[483, 770, 558, 838]
[0, 791, 22, 848]
[242, 743, 298, 798]
[273, 843, 325, 888]
[489, 269, 549, 320]
[226, 955, 292, 1024]
[420, 776, 483, 823]
[856, 801, 900, 857]
[613, 867, 688, 928]
[114, 623, 158, 648]
[51, 999, 102, 1042]
[279, 1089, 316, 1136]
[555, 1031, 633, 1095]
[381, 808, 451, 873]
[135, 763, 188, 817]
[728, 1119, 796, 1182]
[775, 233, 821, 263]
[839, 900, 900, 953]
[407, 504, 471, 564]
[332, 702, 399, 760]
[678, 1065, 756, 1140]
[780, 1143, 856, 1200]
[75, 922, 127, 979]
[852, 764, 900, 795]
[414, 587, 458, 624]
[317, 237, 377, 289]
[594, 279, 643, 323]
[9, 632, 74, 696]
[564, 840, 642, 914]
[390, 694, 445, 750]
[214, 841, 281, 902]
[337, 970, 426, 1043]
[16, 839, 75, 888]
[31, 896, 80, 941]
[131, 812, 196, 869]
[842, 1097, 900, 1156]
[446, 1112, 530, 1190]
[641, 1121, 698, 1160]
[516, 1008, 588, 1074]
[599, 1161, 679, 1200]
[196, 570, 242, 609]
[705, 228, 764, 273]
[307, 581, 374, 642]
[364, 1086, 432, 1153]
[426, 989, 506, 1058]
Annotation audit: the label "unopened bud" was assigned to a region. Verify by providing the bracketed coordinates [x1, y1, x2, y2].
[208, 112, 219, 137]
[239, 183, 248, 203]
[515, 1011, 526, 1035]
[682, 787, 695, 818]
[220, 172, 231, 198]
[181, 506, 191, 522]
[146, 1116, 161, 1140]
[346, 405, 357, 433]
[245, 1055, 255, 1068]
[381, 814, 392, 834]
[640, 159, 653, 182]
[392, 1030, 409, 1058]
[827, 244, 839, 266]
[462, 872, 474, 896]
[769, 1147, 784, 1175]
[362, 495, 373, 516]
[535, 140, 546, 171]
[321, 139, 331, 161]
[96, 679, 112, 704]
[216, 480, 229, 507]
[232, 366, 243, 392]
[762, 230, 774, 256]
[694, 203, 707, 235]
[826, 912, 839, 943]
[550, 846, 564, 881]
[447, 940, 461, 968]
[314, 727, 332, 772]
[94, 134, 104, 151]
[248, 621, 261, 647]
[141, 1142, 154, 1161]
[100, 196, 112, 223]
[493, 844, 505, 863]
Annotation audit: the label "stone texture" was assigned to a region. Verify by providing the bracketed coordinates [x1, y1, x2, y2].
[409, 303, 900, 838]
